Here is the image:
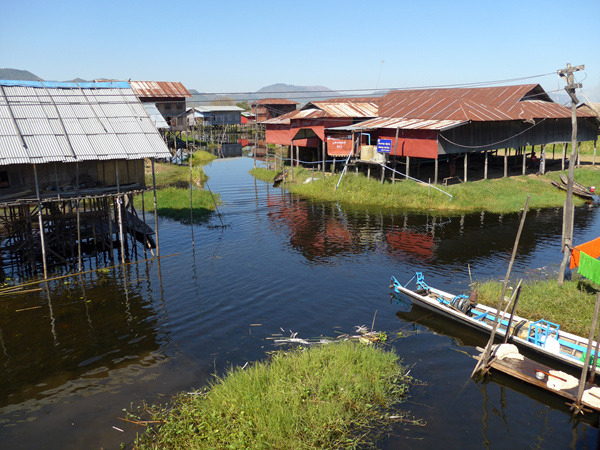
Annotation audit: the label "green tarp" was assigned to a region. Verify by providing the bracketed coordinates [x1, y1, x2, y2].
[579, 251, 600, 285]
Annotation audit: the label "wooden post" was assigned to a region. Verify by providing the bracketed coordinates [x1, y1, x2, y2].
[562, 143, 566, 171]
[332, 157, 336, 174]
[522, 147, 526, 175]
[406, 156, 410, 179]
[593, 140, 597, 166]
[540, 144, 546, 174]
[151, 159, 160, 257]
[322, 140, 326, 176]
[392, 128, 399, 184]
[504, 150, 508, 178]
[33, 164, 48, 279]
[473, 196, 530, 377]
[574, 293, 600, 411]
[290, 144, 294, 181]
[434, 157, 438, 184]
[116, 165, 126, 265]
[463, 153, 468, 182]
[552, 143, 555, 161]
[484, 151, 488, 180]
[577, 142, 581, 167]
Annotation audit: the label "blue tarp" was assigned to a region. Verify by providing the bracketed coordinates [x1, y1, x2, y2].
[0, 79, 131, 89]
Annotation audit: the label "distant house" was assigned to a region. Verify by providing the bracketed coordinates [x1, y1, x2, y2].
[0, 79, 172, 277]
[241, 111, 255, 124]
[251, 98, 298, 123]
[186, 105, 243, 127]
[130, 81, 192, 132]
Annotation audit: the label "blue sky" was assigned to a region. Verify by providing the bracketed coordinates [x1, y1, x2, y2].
[2, 0, 599, 102]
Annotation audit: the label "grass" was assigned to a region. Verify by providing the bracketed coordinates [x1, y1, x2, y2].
[134, 153, 220, 223]
[253, 166, 599, 215]
[133, 341, 413, 449]
[474, 276, 600, 337]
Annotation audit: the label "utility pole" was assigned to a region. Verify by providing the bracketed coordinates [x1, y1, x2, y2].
[558, 63, 584, 285]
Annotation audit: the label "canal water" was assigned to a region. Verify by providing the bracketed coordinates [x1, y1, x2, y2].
[0, 157, 599, 448]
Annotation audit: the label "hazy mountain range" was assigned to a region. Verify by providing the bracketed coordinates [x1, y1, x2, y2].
[0, 69, 356, 105]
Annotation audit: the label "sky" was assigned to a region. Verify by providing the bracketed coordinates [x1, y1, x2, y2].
[2, 0, 599, 103]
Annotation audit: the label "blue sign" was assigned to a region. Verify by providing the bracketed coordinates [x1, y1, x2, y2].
[377, 138, 392, 153]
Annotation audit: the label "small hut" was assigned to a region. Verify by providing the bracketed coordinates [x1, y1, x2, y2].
[0, 79, 172, 279]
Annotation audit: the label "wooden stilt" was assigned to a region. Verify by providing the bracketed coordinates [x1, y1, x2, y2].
[463, 153, 468, 182]
[434, 157, 438, 184]
[151, 159, 160, 257]
[562, 143, 566, 171]
[504, 150, 508, 178]
[33, 164, 48, 279]
[577, 142, 581, 167]
[484, 151, 488, 180]
[322, 140, 326, 176]
[522, 147, 526, 175]
[406, 156, 410, 179]
[593, 140, 597, 166]
[574, 293, 600, 412]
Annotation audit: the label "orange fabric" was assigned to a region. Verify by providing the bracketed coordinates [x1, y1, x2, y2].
[570, 236, 600, 269]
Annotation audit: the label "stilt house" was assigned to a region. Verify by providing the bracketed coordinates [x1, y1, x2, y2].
[0, 79, 172, 279]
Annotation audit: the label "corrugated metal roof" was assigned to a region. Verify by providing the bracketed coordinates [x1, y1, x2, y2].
[262, 109, 303, 125]
[129, 81, 192, 98]
[328, 117, 468, 132]
[190, 105, 244, 113]
[0, 80, 171, 166]
[379, 84, 596, 121]
[252, 98, 298, 105]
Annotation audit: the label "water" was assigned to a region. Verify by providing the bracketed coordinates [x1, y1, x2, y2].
[0, 157, 599, 448]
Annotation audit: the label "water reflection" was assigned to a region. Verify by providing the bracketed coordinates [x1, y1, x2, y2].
[264, 192, 597, 273]
[0, 262, 166, 414]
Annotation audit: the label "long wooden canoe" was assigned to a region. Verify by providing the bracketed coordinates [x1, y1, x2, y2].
[391, 273, 599, 373]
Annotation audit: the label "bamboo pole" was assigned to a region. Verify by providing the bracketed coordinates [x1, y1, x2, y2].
[151, 159, 160, 257]
[472, 196, 530, 377]
[574, 293, 600, 413]
[33, 164, 48, 279]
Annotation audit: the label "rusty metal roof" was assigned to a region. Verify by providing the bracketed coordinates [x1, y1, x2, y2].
[262, 109, 302, 125]
[329, 117, 467, 132]
[298, 101, 378, 118]
[130, 81, 191, 98]
[379, 84, 595, 121]
[252, 98, 298, 105]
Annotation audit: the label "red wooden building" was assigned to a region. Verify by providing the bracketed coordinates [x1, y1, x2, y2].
[251, 98, 298, 123]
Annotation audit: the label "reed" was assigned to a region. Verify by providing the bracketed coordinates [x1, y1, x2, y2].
[133, 341, 413, 449]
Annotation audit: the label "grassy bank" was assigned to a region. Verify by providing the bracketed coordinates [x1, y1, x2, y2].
[134, 151, 219, 223]
[474, 277, 600, 337]
[252, 166, 599, 214]
[134, 341, 413, 449]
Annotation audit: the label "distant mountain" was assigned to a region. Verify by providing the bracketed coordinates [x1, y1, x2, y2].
[0, 68, 42, 81]
[187, 83, 381, 107]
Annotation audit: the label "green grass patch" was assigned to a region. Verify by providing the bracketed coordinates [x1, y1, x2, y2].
[134, 154, 220, 223]
[253, 166, 599, 215]
[135, 187, 217, 224]
[133, 341, 413, 449]
[473, 277, 600, 337]
[249, 167, 277, 182]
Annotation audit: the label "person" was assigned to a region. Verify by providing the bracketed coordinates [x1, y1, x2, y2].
[530, 151, 538, 171]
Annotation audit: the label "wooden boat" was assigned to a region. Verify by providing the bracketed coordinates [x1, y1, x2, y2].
[551, 175, 595, 200]
[472, 345, 600, 416]
[390, 272, 599, 373]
